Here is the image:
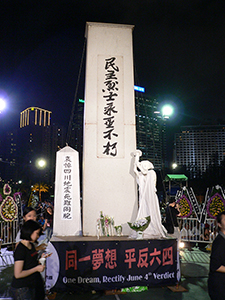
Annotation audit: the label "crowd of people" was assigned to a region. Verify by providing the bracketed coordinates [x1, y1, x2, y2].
[164, 199, 225, 299]
[7, 190, 225, 300]
[180, 221, 216, 242]
[163, 197, 217, 245]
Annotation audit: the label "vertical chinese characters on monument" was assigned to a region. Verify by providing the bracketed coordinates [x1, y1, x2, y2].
[62, 155, 73, 220]
[102, 57, 119, 156]
[97, 55, 124, 158]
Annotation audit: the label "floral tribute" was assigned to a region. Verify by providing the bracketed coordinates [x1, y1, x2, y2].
[177, 195, 193, 218]
[3, 184, 12, 195]
[0, 184, 18, 222]
[97, 211, 114, 237]
[127, 216, 151, 232]
[207, 193, 225, 219]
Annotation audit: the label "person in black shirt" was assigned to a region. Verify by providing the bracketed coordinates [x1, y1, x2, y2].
[208, 211, 225, 300]
[10, 220, 46, 300]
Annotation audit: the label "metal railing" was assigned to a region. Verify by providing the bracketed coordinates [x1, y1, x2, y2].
[178, 217, 216, 244]
[0, 219, 19, 247]
[0, 217, 217, 247]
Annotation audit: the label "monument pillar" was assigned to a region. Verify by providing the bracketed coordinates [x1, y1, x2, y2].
[53, 146, 81, 236]
[83, 22, 137, 236]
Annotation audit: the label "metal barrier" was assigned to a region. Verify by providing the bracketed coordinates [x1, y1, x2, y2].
[0, 219, 19, 247]
[178, 217, 216, 244]
[0, 217, 217, 247]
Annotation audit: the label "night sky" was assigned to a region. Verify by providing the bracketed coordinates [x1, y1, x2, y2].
[1, 0, 225, 134]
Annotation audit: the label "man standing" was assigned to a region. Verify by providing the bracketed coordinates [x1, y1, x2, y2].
[208, 211, 225, 299]
[165, 197, 181, 283]
[165, 198, 181, 240]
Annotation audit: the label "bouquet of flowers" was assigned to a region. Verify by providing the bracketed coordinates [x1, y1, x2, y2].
[127, 216, 151, 232]
[97, 211, 114, 236]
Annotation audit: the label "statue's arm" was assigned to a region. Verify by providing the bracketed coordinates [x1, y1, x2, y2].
[153, 170, 157, 186]
[133, 150, 142, 178]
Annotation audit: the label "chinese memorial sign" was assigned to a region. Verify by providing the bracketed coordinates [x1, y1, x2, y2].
[61, 155, 74, 220]
[97, 55, 124, 158]
[49, 239, 177, 291]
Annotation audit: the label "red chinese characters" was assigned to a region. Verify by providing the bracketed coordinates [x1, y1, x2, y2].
[65, 246, 174, 271]
[65, 250, 77, 270]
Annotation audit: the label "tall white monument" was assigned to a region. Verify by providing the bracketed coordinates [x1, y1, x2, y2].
[53, 146, 81, 236]
[83, 22, 138, 236]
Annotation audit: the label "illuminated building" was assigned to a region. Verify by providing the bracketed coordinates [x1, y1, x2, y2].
[135, 95, 166, 170]
[0, 131, 18, 184]
[18, 107, 65, 185]
[175, 125, 225, 178]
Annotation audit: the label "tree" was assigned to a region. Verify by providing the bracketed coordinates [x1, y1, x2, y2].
[31, 183, 49, 202]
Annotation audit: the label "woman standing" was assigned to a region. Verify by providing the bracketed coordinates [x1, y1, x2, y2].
[15, 207, 37, 245]
[15, 207, 47, 251]
[10, 220, 46, 300]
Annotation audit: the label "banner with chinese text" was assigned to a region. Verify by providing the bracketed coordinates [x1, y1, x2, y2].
[48, 238, 178, 291]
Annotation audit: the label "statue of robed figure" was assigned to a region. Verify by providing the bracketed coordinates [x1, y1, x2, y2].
[133, 150, 167, 239]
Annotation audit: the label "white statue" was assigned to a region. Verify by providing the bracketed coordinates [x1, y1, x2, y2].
[133, 150, 167, 238]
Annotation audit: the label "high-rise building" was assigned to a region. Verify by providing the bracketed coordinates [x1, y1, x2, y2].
[0, 130, 18, 184]
[66, 98, 84, 185]
[18, 107, 66, 186]
[175, 125, 225, 178]
[67, 99, 84, 155]
[50, 123, 67, 183]
[135, 95, 166, 170]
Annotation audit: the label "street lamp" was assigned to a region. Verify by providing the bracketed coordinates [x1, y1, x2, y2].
[154, 103, 175, 204]
[172, 162, 178, 170]
[161, 104, 174, 119]
[0, 98, 6, 113]
[33, 158, 47, 202]
[36, 158, 47, 169]
[159, 104, 174, 169]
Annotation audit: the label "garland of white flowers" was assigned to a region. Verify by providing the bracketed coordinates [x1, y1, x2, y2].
[128, 216, 151, 232]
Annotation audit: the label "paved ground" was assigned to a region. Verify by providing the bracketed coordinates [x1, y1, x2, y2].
[0, 246, 211, 300]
